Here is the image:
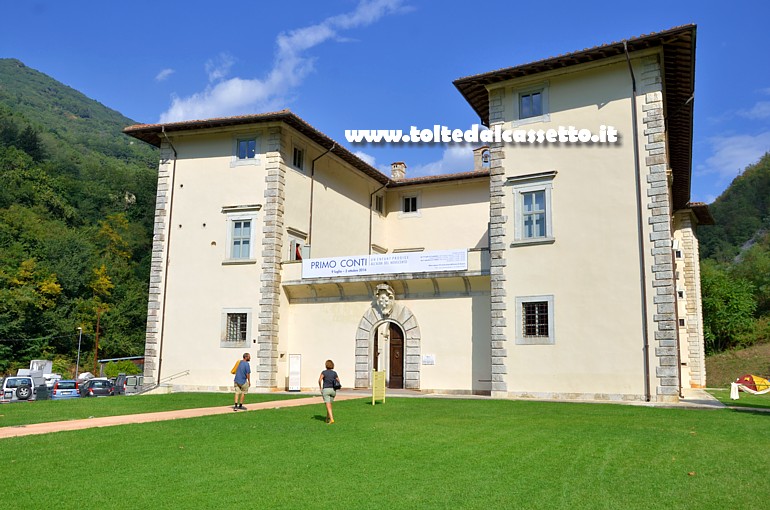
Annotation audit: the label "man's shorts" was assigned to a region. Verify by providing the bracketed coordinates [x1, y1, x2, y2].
[322, 387, 336, 403]
[234, 382, 249, 395]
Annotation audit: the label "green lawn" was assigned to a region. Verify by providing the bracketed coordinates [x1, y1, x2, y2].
[707, 388, 770, 409]
[0, 392, 306, 427]
[2, 397, 769, 509]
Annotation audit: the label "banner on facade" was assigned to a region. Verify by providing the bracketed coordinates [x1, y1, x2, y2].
[301, 249, 468, 279]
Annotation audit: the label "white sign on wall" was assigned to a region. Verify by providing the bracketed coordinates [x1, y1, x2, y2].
[302, 249, 467, 279]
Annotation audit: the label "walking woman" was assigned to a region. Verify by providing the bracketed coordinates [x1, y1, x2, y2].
[318, 359, 340, 424]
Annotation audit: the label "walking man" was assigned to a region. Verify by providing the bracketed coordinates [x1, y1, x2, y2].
[233, 352, 251, 411]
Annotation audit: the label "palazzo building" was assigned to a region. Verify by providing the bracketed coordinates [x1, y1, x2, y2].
[124, 24, 711, 402]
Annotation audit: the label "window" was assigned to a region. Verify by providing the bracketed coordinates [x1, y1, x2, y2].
[522, 190, 546, 238]
[237, 138, 256, 160]
[222, 205, 260, 263]
[227, 313, 247, 342]
[374, 194, 385, 214]
[403, 196, 417, 213]
[289, 239, 303, 261]
[231, 134, 260, 167]
[523, 301, 549, 337]
[509, 171, 556, 245]
[221, 309, 251, 348]
[679, 318, 686, 327]
[398, 192, 421, 218]
[520, 91, 542, 119]
[292, 146, 305, 171]
[512, 83, 549, 125]
[515, 295, 555, 345]
[231, 219, 252, 259]
[287, 228, 307, 261]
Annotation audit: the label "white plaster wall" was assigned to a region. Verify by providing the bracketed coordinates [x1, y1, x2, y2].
[284, 294, 491, 392]
[157, 130, 268, 388]
[384, 180, 489, 252]
[402, 294, 491, 392]
[285, 301, 365, 390]
[493, 57, 656, 396]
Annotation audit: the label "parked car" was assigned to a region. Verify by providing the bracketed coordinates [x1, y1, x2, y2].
[1, 376, 37, 402]
[51, 380, 80, 400]
[80, 378, 115, 397]
[114, 374, 144, 395]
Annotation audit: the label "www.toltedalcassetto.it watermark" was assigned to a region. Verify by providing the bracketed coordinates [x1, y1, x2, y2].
[345, 124, 619, 144]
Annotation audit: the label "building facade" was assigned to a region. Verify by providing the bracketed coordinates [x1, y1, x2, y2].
[125, 25, 710, 403]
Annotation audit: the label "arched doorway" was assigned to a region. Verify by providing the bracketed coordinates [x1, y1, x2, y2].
[355, 294, 420, 390]
[374, 322, 404, 389]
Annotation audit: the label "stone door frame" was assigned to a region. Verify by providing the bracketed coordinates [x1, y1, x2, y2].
[355, 304, 421, 389]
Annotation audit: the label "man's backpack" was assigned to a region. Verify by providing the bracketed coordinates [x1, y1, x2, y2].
[230, 360, 241, 375]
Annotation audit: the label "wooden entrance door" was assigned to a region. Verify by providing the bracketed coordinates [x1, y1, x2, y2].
[373, 329, 379, 371]
[389, 324, 404, 389]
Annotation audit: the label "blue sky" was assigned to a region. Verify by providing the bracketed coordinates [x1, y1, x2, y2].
[2, 0, 769, 203]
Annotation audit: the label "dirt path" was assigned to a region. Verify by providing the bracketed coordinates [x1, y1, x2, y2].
[0, 394, 363, 439]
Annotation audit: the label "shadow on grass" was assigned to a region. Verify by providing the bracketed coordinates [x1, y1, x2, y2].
[312, 414, 327, 422]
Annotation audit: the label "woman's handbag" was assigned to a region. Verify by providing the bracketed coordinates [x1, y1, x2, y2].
[333, 378, 342, 390]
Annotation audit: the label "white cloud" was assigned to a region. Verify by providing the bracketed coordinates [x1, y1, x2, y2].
[409, 146, 476, 177]
[155, 68, 175, 82]
[354, 151, 377, 166]
[696, 131, 770, 180]
[738, 100, 770, 119]
[205, 53, 235, 83]
[159, 0, 404, 123]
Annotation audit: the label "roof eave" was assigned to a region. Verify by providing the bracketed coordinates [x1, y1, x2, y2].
[123, 111, 390, 185]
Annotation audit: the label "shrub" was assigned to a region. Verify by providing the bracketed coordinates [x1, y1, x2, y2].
[103, 360, 141, 378]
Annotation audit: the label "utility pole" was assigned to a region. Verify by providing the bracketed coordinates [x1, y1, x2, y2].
[92, 306, 103, 375]
[75, 327, 83, 380]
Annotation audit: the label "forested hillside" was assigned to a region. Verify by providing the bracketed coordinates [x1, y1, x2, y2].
[0, 59, 157, 375]
[698, 153, 770, 354]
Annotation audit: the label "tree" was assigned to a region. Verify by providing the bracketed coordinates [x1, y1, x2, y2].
[104, 360, 141, 378]
[700, 260, 757, 353]
[16, 125, 45, 161]
[731, 233, 770, 316]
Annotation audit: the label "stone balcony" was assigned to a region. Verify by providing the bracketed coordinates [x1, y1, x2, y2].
[281, 248, 490, 302]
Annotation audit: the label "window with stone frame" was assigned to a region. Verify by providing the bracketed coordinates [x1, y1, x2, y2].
[512, 82, 549, 125]
[222, 206, 260, 263]
[231, 133, 261, 167]
[509, 171, 556, 245]
[287, 227, 307, 261]
[515, 295, 555, 345]
[231, 219, 252, 259]
[221, 309, 251, 348]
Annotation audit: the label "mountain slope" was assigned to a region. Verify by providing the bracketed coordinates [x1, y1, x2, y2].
[0, 58, 156, 168]
[699, 152, 770, 262]
[0, 59, 158, 375]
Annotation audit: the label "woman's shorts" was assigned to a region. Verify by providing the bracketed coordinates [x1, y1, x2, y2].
[322, 387, 336, 403]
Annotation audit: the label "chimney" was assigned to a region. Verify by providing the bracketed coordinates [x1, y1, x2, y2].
[391, 161, 406, 180]
[473, 146, 490, 171]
